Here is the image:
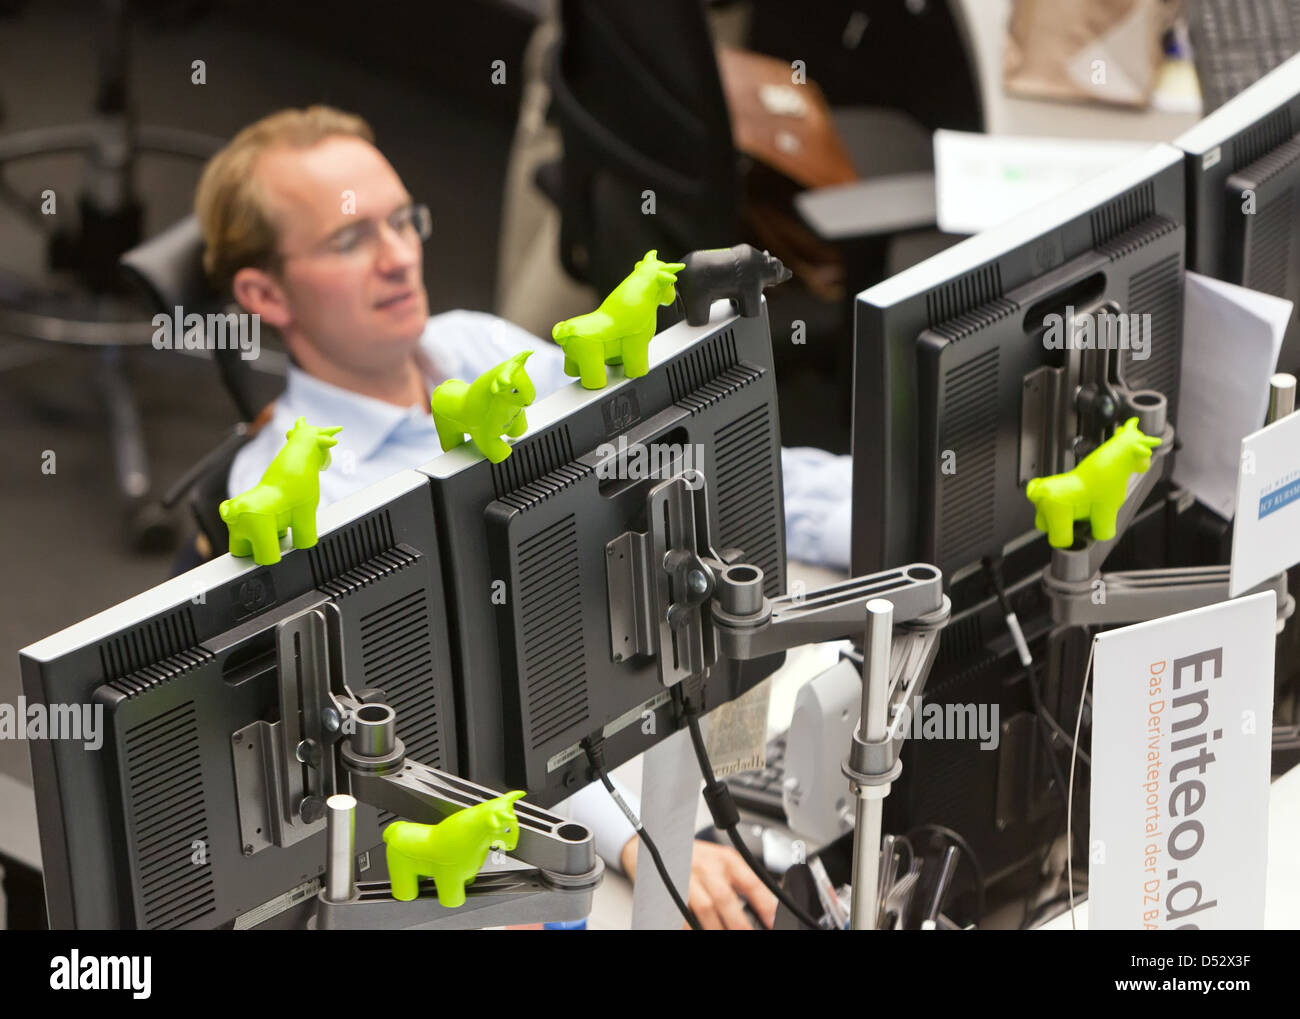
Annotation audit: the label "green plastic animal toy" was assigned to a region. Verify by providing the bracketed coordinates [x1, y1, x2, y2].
[219, 417, 341, 565]
[382, 791, 527, 907]
[551, 249, 686, 389]
[431, 350, 536, 463]
[1025, 417, 1162, 547]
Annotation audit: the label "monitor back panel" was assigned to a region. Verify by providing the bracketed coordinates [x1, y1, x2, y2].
[918, 216, 1185, 579]
[1227, 133, 1300, 368]
[20, 472, 456, 929]
[853, 146, 1186, 578]
[427, 312, 787, 804]
[1178, 55, 1300, 368]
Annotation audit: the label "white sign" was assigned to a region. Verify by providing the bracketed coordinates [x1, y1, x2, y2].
[933, 130, 1151, 234]
[1089, 591, 1275, 930]
[1230, 410, 1300, 597]
[1172, 272, 1291, 519]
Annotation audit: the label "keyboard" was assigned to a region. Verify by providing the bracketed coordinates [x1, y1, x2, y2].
[1188, 0, 1300, 112]
[723, 732, 789, 821]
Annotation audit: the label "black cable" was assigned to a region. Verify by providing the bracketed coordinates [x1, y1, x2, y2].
[1037, 703, 1091, 768]
[1024, 659, 1074, 817]
[673, 687, 829, 930]
[905, 823, 987, 927]
[981, 558, 1089, 925]
[582, 739, 702, 931]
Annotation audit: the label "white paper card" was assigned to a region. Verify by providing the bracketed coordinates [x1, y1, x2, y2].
[933, 130, 1151, 234]
[1089, 591, 1275, 930]
[1171, 272, 1292, 518]
[1230, 410, 1300, 596]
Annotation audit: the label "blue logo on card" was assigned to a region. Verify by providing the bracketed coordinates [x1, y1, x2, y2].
[1259, 471, 1300, 519]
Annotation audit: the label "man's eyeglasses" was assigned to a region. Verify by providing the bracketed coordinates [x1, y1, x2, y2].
[279, 203, 433, 262]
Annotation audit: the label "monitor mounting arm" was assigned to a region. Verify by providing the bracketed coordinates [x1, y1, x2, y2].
[606, 469, 951, 928]
[232, 603, 602, 931]
[1025, 346, 1292, 628]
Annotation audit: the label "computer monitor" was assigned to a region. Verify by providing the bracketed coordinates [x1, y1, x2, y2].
[1177, 51, 1300, 370]
[851, 143, 1187, 584]
[19, 470, 458, 929]
[424, 304, 788, 804]
[848, 144, 1189, 910]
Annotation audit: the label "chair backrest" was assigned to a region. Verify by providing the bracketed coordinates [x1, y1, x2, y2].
[119, 214, 261, 422]
[747, 0, 985, 139]
[549, 0, 739, 295]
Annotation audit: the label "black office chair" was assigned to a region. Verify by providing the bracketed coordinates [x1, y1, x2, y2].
[541, 0, 983, 450]
[545, 0, 739, 300]
[748, 0, 983, 268]
[118, 216, 273, 567]
[119, 215, 263, 422]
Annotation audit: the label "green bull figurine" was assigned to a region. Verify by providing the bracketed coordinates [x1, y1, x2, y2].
[219, 417, 341, 565]
[552, 249, 686, 389]
[431, 350, 536, 463]
[1025, 416, 1162, 548]
[382, 791, 527, 908]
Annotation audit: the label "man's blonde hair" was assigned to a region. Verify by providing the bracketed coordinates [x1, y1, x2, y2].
[196, 106, 375, 293]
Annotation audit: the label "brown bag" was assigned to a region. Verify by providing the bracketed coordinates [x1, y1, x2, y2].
[716, 46, 857, 299]
[1004, 0, 1183, 108]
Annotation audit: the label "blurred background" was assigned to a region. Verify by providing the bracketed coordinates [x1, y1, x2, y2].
[1, 0, 1293, 926]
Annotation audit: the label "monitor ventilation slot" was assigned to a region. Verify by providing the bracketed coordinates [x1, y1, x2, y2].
[1089, 181, 1155, 247]
[309, 510, 395, 587]
[1246, 187, 1295, 298]
[491, 425, 576, 499]
[517, 515, 588, 749]
[712, 405, 783, 598]
[99, 606, 198, 683]
[926, 264, 1004, 328]
[1237, 132, 1300, 189]
[106, 647, 214, 698]
[1233, 107, 1294, 168]
[359, 587, 442, 767]
[667, 328, 738, 401]
[929, 298, 1019, 343]
[123, 700, 216, 929]
[1096, 215, 1179, 261]
[935, 612, 986, 669]
[675, 362, 764, 415]
[1123, 252, 1184, 420]
[936, 348, 1000, 565]
[496, 462, 593, 513]
[316, 545, 420, 599]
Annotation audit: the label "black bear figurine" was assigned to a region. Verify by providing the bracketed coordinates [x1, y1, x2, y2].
[676, 244, 792, 326]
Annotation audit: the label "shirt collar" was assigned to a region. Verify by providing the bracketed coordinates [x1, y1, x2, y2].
[281, 353, 440, 462]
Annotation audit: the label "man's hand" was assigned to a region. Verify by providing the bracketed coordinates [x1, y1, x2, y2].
[620, 836, 779, 929]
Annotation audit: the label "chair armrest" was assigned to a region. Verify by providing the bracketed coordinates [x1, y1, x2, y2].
[794, 172, 937, 242]
[161, 422, 255, 510]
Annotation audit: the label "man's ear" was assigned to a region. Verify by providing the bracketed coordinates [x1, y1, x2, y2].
[232, 266, 292, 330]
